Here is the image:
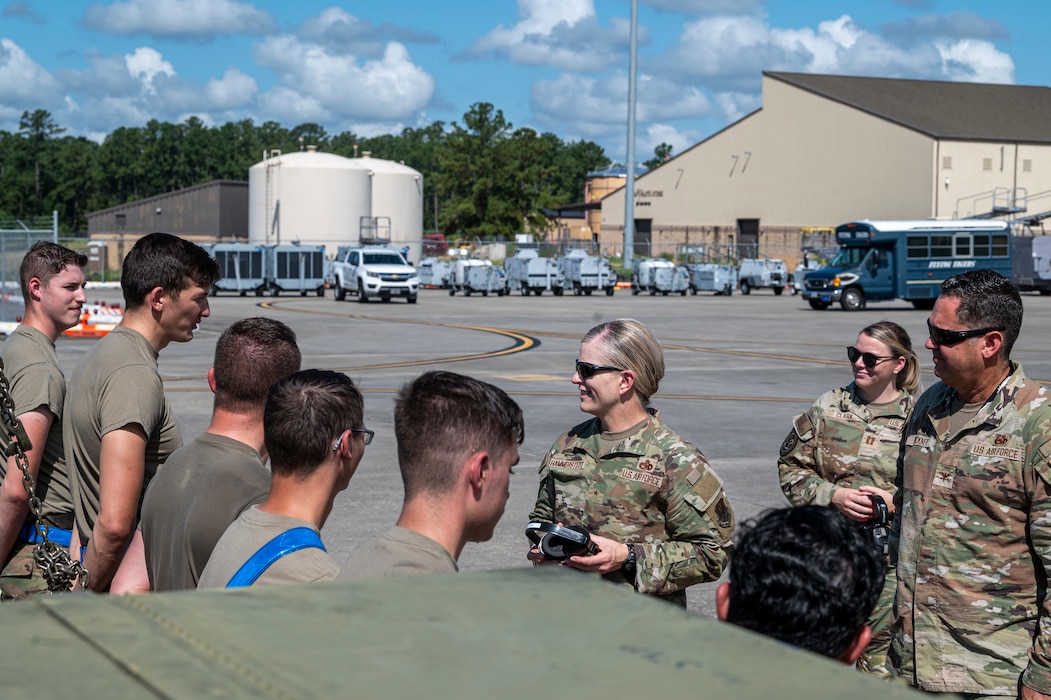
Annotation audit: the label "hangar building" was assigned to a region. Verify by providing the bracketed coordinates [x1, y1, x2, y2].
[600, 72, 1051, 264]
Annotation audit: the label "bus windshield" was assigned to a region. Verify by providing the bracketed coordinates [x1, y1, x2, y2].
[829, 247, 868, 268]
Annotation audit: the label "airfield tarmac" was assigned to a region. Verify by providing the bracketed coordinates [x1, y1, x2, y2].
[52, 285, 1051, 615]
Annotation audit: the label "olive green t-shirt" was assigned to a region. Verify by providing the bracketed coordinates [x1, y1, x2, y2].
[64, 326, 181, 541]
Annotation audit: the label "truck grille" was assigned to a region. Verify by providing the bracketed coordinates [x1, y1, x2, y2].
[805, 279, 831, 291]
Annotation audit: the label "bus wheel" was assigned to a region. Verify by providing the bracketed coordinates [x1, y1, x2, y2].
[808, 300, 831, 310]
[840, 288, 865, 311]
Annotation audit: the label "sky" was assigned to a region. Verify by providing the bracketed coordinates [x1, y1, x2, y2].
[0, 0, 1045, 164]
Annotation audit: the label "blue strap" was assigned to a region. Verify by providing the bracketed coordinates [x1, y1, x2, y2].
[225, 527, 326, 589]
[19, 522, 73, 548]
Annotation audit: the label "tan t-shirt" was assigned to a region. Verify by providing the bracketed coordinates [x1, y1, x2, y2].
[64, 325, 181, 541]
[197, 506, 337, 589]
[0, 325, 73, 520]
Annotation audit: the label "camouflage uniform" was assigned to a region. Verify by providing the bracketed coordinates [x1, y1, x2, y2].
[889, 363, 1051, 696]
[529, 410, 735, 605]
[778, 384, 912, 508]
[777, 384, 913, 677]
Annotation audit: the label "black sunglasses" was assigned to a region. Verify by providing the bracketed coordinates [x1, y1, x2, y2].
[846, 346, 895, 370]
[926, 320, 1002, 347]
[575, 359, 623, 379]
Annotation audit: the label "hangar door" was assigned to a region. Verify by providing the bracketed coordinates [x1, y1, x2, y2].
[633, 219, 652, 257]
[737, 219, 759, 259]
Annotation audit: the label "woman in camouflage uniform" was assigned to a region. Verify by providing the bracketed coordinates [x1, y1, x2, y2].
[777, 320, 919, 676]
[527, 319, 735, 607]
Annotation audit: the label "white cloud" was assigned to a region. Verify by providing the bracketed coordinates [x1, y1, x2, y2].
[0, 38, 62, 105]
[530, 71, 713, 126]
[258, 85, 331, 125]
[937, 39, 1015, 83]
[641, 0, 763, 11]
[83, 0, 277, 38]
[124, 47, 175, 95]
[470, 0, 629, 72]
[641, 123, 701, 158]
[254, 37, 434, 121]
[662, 13, 1015, 91]
[205, 68, 258, 110]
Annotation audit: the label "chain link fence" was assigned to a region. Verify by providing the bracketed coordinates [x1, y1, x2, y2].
[0, 214, 58, 324]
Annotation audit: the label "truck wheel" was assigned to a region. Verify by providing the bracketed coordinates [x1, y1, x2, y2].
[535, 289, 543, 296]
[255, 287, 264, 297]
[465, 289, 472, 297]
[840, 287, 865, 311]
[584, 289, 592, 296]
[631, 285, 639, 296]
[449, 288, 456, 296]
[773, 286, 784, 296]
[482, 291, 488, 297]
[553, 287, 563, 296]
[679, 289, 686, 296]
[808, 300, 831, 310]
[209, 286, 218, 297]
[317, 287, 325, 297]
[690, 286, 697, 296]
[520, 287, 529, 297]
[649, 288, 656, 296]
[407, 294, 417, 304]
[573, 285, 582, 296]
[740, 280, 751, 295]
[357, 280, 369, 303]
[605, 286, 614, 296]
[662, 291, 668, 296]
[271, 287, 280, 297]
[334, 284, 346, 301]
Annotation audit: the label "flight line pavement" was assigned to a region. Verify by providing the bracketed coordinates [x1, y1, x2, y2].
[54, 286, 1051, 616]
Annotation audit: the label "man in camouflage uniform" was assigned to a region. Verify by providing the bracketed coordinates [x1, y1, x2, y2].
[0, 243, 87, 598]
[889, 269, 1051, 699]
[529, 409, 735, 606]
[778, 385, 912, 676]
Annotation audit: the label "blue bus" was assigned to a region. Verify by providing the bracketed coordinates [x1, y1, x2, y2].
[801, 220, 1012, 311]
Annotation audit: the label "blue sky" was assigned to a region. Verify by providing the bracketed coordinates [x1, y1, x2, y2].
[0, 0, 1042, 163]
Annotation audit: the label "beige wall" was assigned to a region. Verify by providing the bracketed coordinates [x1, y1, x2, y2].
[935, 141, 1051, 220]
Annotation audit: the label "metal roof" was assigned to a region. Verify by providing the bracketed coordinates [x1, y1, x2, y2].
[766, 72, 1051, 143]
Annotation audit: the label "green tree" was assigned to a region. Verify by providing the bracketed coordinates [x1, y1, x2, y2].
[18, 109, 65, 206]
[437, 102, 512, 237]
[643, 142, 673, 170]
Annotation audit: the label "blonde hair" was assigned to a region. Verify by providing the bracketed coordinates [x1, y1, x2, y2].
[861, 321, 920, 394]
[581, 318, 664, 405]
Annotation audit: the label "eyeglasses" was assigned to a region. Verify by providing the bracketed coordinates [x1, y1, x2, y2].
[926, 320, 1002, 347]
[846, 346, 895, 370]
[332, 428, 374, 452]
[575, 360, 623, 379]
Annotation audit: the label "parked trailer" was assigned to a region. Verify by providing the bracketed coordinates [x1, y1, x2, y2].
[738, 258, 789, 295]
[504, 249, 561, 296]
[631, 258, 687, 296]
[206, 243, 268, 297]
[268, 244, 327, 297]
[1013, 235, 1051, 295]
[418, 257, 454, 289]
[558, 249, 616, 296]
[688, 263, 737, 295]
[449, 259, 501, 296]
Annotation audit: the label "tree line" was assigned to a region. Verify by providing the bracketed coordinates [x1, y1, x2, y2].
[0, 103, 617, 239]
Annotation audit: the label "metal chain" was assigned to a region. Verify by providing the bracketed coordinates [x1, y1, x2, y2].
[0, 357, 89, 592]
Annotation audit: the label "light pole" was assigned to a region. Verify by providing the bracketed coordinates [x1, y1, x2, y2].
[623, 0, 638, 268]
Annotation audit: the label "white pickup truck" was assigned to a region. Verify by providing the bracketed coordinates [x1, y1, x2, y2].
[330, 245, 419, 303]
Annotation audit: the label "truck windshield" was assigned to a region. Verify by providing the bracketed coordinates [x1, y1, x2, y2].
[363, 253, 406, 265]
[829, 247, 868, 268]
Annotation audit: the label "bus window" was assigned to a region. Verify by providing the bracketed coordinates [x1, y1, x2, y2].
[954, 234, 972, 257]
[992, 235, 1009, 257]
[831, 247, 867, 267]
[931, 235, 952, 258]
[973, 234, 990, 257]
[907, 235, 928, 258]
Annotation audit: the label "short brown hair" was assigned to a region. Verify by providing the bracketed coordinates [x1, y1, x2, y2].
[394, 371, 523, 499]
[264, 370, 363, 479]
[121, 232, 220, 309]
[213, 318, 301, 413]
[19, 242, 87, 299]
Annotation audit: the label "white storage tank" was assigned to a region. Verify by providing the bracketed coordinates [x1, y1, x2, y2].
[353, 153, 424, 264]
[248, 148, 372, 249]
